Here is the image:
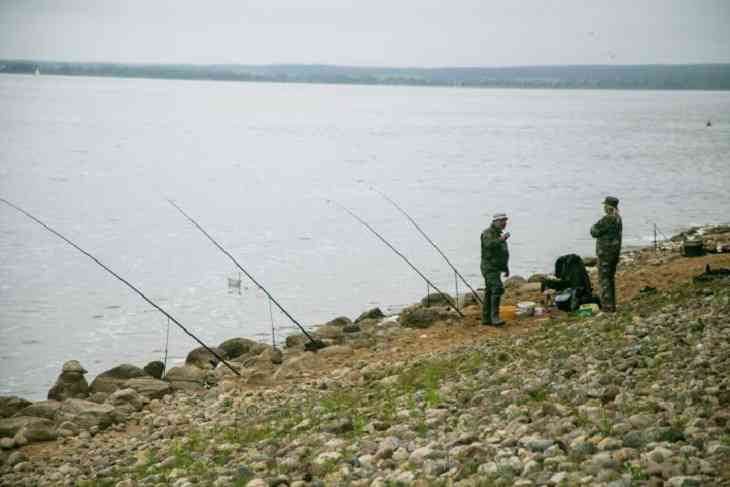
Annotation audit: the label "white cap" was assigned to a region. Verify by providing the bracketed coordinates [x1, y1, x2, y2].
[492, 212, 508, 221]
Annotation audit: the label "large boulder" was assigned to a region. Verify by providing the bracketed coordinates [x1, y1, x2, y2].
[527, 273, 547, 283]
[260, 347, 283, 365]
[355, 307, 385, 323]
[314, 325, 342, 340]
[47, 360, 90, 401]
[124, 377, 172, 400]
[420, 292, 454, 307]
[520, 282, 542, 292]
[0, 417, 54, 439]
[0, 396, 32, 418]
[15, 419, 57, 443]
[343, 323, 361, 334]
[285, 334, 308, 349]
[218, 338, 262, 360]
[13, 401, 62, 420]
[235, 345, 282, 370]
[164, 365, 208, 391]
[89, 364, 148, 394]
[106, 388, 145, 416]
[400, 305, 452, 329]
[143, 361, 165, 380]
[57, 399, 116, 430]
[272, 353, 325, 381]
[504, 275, 527, 289]
[318, 345, 354, 357]
[325, 316, 352, 327]
[461, 291, 484, 308]
[185, 346, 227, 369]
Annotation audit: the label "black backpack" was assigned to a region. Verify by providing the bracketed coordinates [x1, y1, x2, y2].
[544, 254, 601, 310]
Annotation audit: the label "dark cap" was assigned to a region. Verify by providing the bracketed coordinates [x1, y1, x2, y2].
[603, 196, 619, 208]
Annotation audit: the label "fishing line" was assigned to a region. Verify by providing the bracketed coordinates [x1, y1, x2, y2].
[327, 199, 463, 317]
[369, 186, 482, 305]
[0, 197, 240, 376]
[166, 199, 323, 348]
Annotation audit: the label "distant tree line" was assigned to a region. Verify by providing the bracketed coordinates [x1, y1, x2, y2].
[1, 59, 729, 90]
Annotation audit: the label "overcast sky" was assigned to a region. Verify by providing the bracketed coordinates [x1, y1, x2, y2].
[1, 0, 728, 67]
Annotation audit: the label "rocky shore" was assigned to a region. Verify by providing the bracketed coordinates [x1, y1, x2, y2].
[1, 225, 729, 487]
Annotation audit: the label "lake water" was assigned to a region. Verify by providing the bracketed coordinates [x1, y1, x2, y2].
[1, 75, 729, 400]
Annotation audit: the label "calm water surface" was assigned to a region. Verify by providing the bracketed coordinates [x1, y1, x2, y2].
[1, 75, 729, 399]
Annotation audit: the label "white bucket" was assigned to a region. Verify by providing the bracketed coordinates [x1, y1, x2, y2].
[517, 301, 536, 317]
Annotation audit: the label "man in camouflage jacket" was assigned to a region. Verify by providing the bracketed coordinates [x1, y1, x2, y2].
[590, 196, 623, 312]
[481, 213, 510, 326]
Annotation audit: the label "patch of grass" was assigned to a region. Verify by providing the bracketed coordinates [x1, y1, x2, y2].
[398, 361, 448, 391]
[133, 447, 160, 478]
[233, 473, 255, 487]
[312, 458, 339, 476]
[76, 480, 117, 487]
[351, 414, 367, 438]
[459, 351, 487, 374]
[574, 411, 592, 429]
[213, 452, 230, 466]
[658, 427, 686, 443]
[598, 413, 614, 437]
[170, 439, 197, 469]
[460, 458, 480, 477]
[423, 388, 442, 407]
[222, 423, 266, 444]
[527, 386, 549, 403]
[624, 462, 650, 481]
[320, 389, 361, 414]
[185, 429, 204, 451]
[415, 420, 429, 438]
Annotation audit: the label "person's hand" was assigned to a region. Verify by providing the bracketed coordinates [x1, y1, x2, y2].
[504, 270, 510, 278]
[500, 232, 511, 241]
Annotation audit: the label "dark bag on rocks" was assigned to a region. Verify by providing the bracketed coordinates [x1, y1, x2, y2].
[545, 254, 602, 309]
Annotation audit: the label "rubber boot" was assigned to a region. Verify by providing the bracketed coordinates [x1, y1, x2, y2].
[490, 295, 505, 327]
[481, 292, 492, 326]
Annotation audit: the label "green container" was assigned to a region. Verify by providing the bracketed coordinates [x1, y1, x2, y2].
[576, 308, 593, 318]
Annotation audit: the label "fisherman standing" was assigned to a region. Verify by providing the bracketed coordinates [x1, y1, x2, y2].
[590, 196, 623, 312]
[481, 213, 510, 326]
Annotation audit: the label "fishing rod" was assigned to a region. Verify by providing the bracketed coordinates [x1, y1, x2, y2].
[162, 316, 171, 378]
[0, 197, 241, 376]
[268, 298, 277, 350]
[327, 199, 464, 318]
[370, 187, 482, 305]
[166, 199, 325, 350]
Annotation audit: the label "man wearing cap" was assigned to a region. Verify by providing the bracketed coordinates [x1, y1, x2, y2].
[590, 196, 623, 312]
[481, 213, 510, 326]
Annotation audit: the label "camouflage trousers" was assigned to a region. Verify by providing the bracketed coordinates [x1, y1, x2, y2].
[482, 271, 504, 324]
[597, 255, 618, 311]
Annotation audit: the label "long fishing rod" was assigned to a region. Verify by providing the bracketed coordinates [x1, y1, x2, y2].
[327, 199, 464, 318]
[370, 187, 483, 305]
[0, 197, 241, 376]
[166, 199, 324, 349]
[162, 316, 171, 378]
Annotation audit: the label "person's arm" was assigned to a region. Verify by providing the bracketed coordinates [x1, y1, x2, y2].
[482, 231, 500, 254]
[590, 217, 607, 238]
